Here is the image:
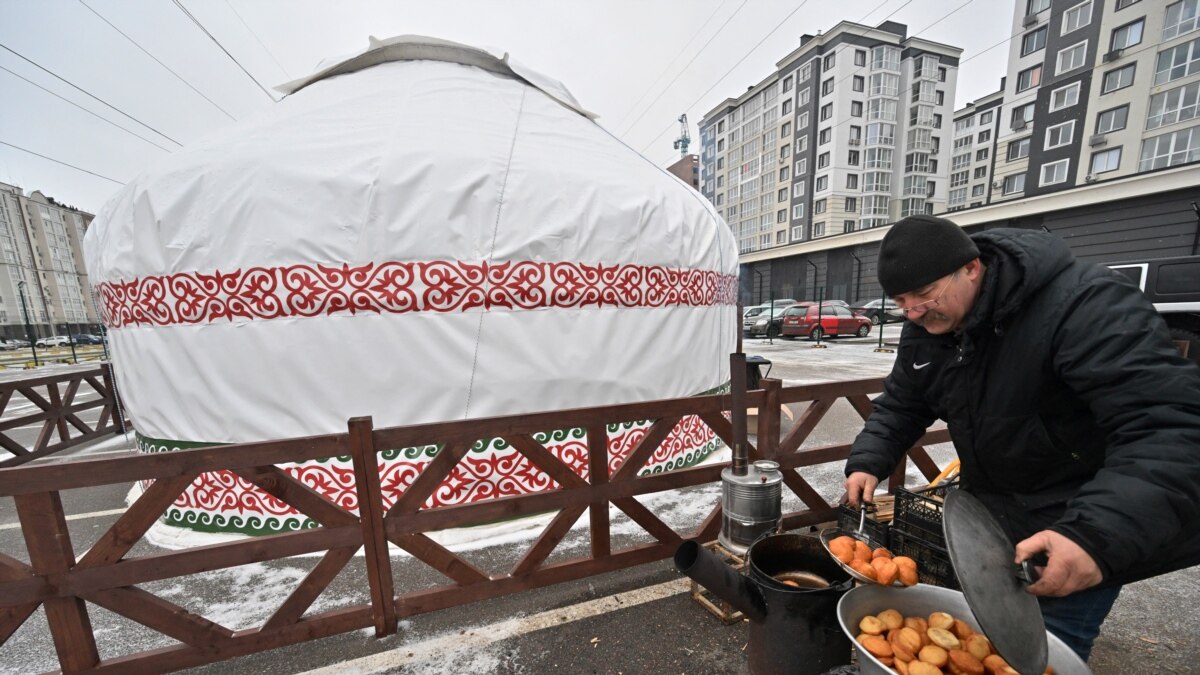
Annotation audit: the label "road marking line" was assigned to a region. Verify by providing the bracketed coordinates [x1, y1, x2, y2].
[297, 578, 691, 675]
[0, 507, 126, 530]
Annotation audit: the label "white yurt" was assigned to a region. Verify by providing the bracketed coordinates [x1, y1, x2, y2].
[84, 36, 738, 536]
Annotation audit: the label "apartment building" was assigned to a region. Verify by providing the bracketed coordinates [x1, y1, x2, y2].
[699, 20, 962, 256]
[0, 182, 100, 341]
[992, 0, 1200, 201]
[666, 154, 700, 189]
[949, 88, 1005, 211]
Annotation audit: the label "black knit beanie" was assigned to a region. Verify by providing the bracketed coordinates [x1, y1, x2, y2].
[877, 215, 980, 296]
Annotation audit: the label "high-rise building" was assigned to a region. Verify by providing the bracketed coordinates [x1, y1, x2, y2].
[0, 182, 100, 340]
[992, 0, 1200, 201]
[666, 154, 700, 189]
[699, 21, 962, 255]
[949, 86, 1005, 211]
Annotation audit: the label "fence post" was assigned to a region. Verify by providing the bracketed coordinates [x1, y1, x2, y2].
[586, 424, 610, 559]
[15, 491, 99, 672]
[348, 416, 397, 637]
[757, 378, 783, 460]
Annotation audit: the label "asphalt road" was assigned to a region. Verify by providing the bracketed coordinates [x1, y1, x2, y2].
[1, 335, 1196, 674]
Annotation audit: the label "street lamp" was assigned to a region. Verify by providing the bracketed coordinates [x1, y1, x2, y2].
[17, 281, 38, 367]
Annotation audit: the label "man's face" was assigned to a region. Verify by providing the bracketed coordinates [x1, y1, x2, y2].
[892, 260, 982, 334]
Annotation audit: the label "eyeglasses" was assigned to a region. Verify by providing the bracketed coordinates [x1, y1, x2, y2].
[896, 275, 954, 316]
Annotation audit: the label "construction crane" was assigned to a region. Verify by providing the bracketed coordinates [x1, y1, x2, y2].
[672, 114, 691, 156]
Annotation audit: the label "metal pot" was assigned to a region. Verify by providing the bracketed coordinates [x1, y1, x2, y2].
[836, 584, 1091, 675]
[676, 533, 854, 675]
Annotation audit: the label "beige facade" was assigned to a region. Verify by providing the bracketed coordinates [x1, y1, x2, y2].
[0, 182, 100, 340]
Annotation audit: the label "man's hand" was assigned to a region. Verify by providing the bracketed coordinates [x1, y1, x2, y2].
[1014, 530, 1103, 597]
[843, 471, 879, 508]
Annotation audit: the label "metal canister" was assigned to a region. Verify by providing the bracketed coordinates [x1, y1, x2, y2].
[719, 459, 783, 554]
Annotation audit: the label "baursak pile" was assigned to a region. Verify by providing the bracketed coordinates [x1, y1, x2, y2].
[828, 535, 918, 586]
[855, 608, 1054, 675]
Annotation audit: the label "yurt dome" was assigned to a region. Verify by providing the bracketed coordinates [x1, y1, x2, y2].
[85, 36, 739, 536]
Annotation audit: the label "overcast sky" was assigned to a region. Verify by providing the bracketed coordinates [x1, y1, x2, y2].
[0, 0, 1014, 215]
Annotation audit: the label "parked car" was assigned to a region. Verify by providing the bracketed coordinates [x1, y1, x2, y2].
[70, 334, 104, 345]
[781, 303, 872, 339]
[745, 304, 792, 338]
[6, 338, 29, 349]
[852, 298, 903, 325]
[742, 304, 773, 334]
[35, 335, 71, 348]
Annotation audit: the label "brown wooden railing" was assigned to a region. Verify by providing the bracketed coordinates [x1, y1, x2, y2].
[0, 376, 950, 673]
[0, 365, 126, 469]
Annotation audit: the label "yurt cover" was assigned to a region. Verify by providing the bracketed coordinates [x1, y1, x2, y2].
[85, 36, 739, 536]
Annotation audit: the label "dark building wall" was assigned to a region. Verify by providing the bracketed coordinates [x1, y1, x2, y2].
[740, 185, 1200, 304]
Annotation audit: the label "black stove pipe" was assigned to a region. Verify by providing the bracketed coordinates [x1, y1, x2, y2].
[674, 540, 765, 622]
[729, 351, 748, 476]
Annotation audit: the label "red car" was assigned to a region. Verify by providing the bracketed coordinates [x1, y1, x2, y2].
[780, 302, 873, 339]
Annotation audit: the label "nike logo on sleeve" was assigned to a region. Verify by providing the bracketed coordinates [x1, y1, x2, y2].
[913, 362, 931, 369]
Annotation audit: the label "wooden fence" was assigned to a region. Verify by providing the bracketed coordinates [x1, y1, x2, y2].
[0, 376, 950, 673]
[0, 365, 126, 469]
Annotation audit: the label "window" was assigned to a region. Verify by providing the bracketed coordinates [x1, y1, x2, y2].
[853, 76, 865, 92]
[1097, 105, 1129, 133]
[848, 149, 860, 165]
[846, 174, 859, 189]
[1022, 26, 1048, 55]
[871, 45, 900, 71]
[1111, 19, 1144, 50]
[819, 127, 832, 145]
[1139, 125, 1200, 169]
[824, 53, 835, 70]
[717, 157, 724, 170]
[869, 73, 900, 97]
[867, 98, 898, 121]
[851, 101, 863, 117]
[795, 135, 808, 153]
[972, 184, 986, 197]
[939, 67, 947, 82]
[1057, 41, 1088, 74]
[793, 181, 806, 198]
[976, 148, 990, 161]
[1117, 0, 1141, 7]
[1163, 0, 1199, 41]
[782, 121, 792, 136]
[778, 187, 788, 202]
[775, 230, 786, 245]
[801, 62, 813, 81]
[974, 166, 988, 179]
[977, 129, 992, 143]
[820, 103, 833, 121]
[799, 111, 810, 128]
[777, 209, 787, 223]
[1016, 65, 1042, 92]
[951, 170, 969, 187]
[815, 175, 829, 192]
[795, 158, 807, 174]
[1008, 137, 1031, 160]
[1102, 64, 1136, 93]
[1155, 37, 1200, 85]
[936, 90, 945, 106]
[812, 221, 826, 237]
[849, 125, 862, 142]
[818, 151, 830, 168]
[1062, 1, 1093, 35]
[717, 120, 725, 133]
[792, 204, 805, 219]
[1046, 120, 1075, 149]
[952, 153, 971, 170]
[782, 99, 793, 115]
[862, 195, 890, 215]
[782, 77, 793, 93]
[1003, 173, 1026, 194]
[949, 187, 968, 205]
[1011, 103, 1035, 129]
[799, 88, 811, 106]
[864, 171, 891, 192]
[814, 199, 827, 214]
[1041, 158, 1070, 185]
[855, 49, 867, 66]
[1091, 147, 1122, 173]
[717, 139, 725, 152]
[779, 166, 789, 181]
[865, 148, 893, 169]
[1027, 0, 1050, 14]
[781, 145, 791, 159]
[1147, 82, 1200, 130]
[822, 78, 835, 96]
[842, 196, 857, 213]
[1050, 82, 1081, 112]
[980, 111, 993, 125]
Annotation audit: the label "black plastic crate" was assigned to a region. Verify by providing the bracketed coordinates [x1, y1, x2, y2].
[891, 479, 959, 548]
[836, 504, 890, 550]
[890, 528, 960, 590]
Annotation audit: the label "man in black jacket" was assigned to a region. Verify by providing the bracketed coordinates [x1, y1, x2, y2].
[843, 215, 1200, 662]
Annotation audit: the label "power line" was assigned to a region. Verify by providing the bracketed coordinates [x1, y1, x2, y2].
[614, 0, 744, 135]
[223, 0, 290, 80]
[0, 42, 182, 146]
[0, 64, 173, 153]
[0, 141, 124, 185]
[78, 0, 238, 121]
[171, 0, 278, 102]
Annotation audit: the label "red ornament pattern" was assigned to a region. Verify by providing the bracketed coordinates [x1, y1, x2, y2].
[158, 416, 720, 533]
[98, 260, 738, 328]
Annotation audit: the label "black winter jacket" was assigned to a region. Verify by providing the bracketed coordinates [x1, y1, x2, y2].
[846, 228, 1200, 586]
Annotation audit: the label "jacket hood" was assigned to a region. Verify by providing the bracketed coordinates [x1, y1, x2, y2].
[968, 228, 1074, 327]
